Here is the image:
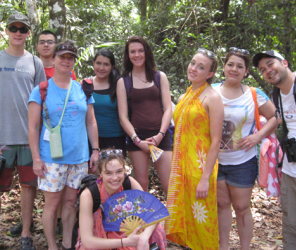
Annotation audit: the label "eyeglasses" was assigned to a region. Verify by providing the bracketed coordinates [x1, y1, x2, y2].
[55, 44, 77, 53]
[198, 48, 217, 58]
[99, 149, 122, 158]
[38, 40, 55, 45]
[229, 47, 250, 56]
[7, 26, 29, 34]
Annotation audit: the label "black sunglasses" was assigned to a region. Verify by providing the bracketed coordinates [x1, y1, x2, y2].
[198, 48, 217, 58]
[99, 149, 122, 159]
[229, 47, 250, 56]
[55, 44, 77, 53]
[8, 26, 29, 34]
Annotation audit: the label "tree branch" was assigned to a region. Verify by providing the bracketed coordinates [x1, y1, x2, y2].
[249, 69, 272, 95]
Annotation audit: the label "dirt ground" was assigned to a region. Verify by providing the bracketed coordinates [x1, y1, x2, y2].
[0, 167, 283, 250]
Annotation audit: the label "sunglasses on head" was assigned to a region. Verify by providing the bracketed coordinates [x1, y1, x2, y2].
[55, 44, 77, 53]
[198, 48, 217, 58]
[99, 149, 123, 159]
[229, 47, 250, 56]
[8, 26, 29, 34]
[38, 40, 55, 45]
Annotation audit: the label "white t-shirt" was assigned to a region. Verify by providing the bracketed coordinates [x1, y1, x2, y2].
[280, 85, 296, 177]
[213, 83, 269, 165]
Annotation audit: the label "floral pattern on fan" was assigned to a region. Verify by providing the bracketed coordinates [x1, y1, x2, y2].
[107, 193, 156, 223]
[102, 190, 170, 235]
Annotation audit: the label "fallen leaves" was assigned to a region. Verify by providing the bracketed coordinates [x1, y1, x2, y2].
[0, 165, 283, 249]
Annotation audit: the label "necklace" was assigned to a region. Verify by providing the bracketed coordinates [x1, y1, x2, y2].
[132, 72, 149, 83]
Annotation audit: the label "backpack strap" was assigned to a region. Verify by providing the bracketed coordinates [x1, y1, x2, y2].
[123, 75, 133, 120]
[279, 94, 289, 137]
[39, 80, 49, 105]
[123, 71, 162, 120]
[123, 75, 133, 100]
[154, 71, 161, 95]
[71, 178, 99, 250]
[272, 87, 280, 112]
[154, 71, 163, 109]
[38, 81, 49, 133]
[32, 55, 36, 85]
[122, 175, 131, 190]
[81, 78, 94, 102]
[250, 87, 260, 131]
[88, 182, 101, 213]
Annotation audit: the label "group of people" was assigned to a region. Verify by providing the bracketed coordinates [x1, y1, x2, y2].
[0, 12, 295, 250]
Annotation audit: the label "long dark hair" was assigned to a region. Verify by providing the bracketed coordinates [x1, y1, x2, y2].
[122, 36, 156, 82]
[93, 49, 120, 103]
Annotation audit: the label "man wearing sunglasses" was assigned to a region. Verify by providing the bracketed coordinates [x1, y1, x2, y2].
[0, 13, 46, 250]
[36, 30, 77, 81]
[253, 51, 296, 250]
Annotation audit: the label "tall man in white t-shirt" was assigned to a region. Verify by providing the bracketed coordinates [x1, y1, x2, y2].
[0, 13, 46, 250]
[253, 51, 296, 249]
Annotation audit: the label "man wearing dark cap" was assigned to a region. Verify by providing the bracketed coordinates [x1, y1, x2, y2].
[0, 13, 46, 250]
[253, 51, 296, 249]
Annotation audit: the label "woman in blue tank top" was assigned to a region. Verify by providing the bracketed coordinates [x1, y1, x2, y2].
[85, 49, 126, 157]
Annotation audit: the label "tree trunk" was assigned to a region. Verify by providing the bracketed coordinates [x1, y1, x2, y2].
[220, 0, 230, 21]
[283, 0, 292, 67]
[26, 0, 39, 37]
[140, 0, 147, 22]
[214, 0, 230, 23]
[48, 0, 66, 41]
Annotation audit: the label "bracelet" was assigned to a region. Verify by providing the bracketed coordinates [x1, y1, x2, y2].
[121, 238, 124, 247]
[135, 138, 141, 146]
[131, 133, 138, 142]
[159, 131, 165, 138]
[92, 148, 100, 151]
[152, 137, 158, 146]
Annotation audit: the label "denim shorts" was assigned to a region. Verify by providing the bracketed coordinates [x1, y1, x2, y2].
[217, 156, 257, 188]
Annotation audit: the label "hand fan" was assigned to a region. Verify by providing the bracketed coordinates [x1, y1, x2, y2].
[148, 145, 164, 162]
[102, 189, 169, 236]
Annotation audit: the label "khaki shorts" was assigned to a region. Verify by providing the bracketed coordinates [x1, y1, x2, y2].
[38, 162, 88, 192]
[281, 172, 296, 249]
[0, 145, 37, 191]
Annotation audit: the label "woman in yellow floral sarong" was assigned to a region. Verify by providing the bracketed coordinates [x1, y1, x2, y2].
[165, 49, 224, 249]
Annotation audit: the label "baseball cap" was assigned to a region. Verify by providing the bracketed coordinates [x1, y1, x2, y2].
[253, 50, 285, 68]
[54, 44, 78, 58]
[7, 13, 30, 28]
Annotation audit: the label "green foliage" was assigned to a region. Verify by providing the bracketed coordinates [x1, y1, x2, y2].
[64, 0, 138, 79]
[1, 0, 296, 99]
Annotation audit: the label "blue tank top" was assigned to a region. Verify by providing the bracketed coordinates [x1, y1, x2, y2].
[93, 90, 125, 137]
